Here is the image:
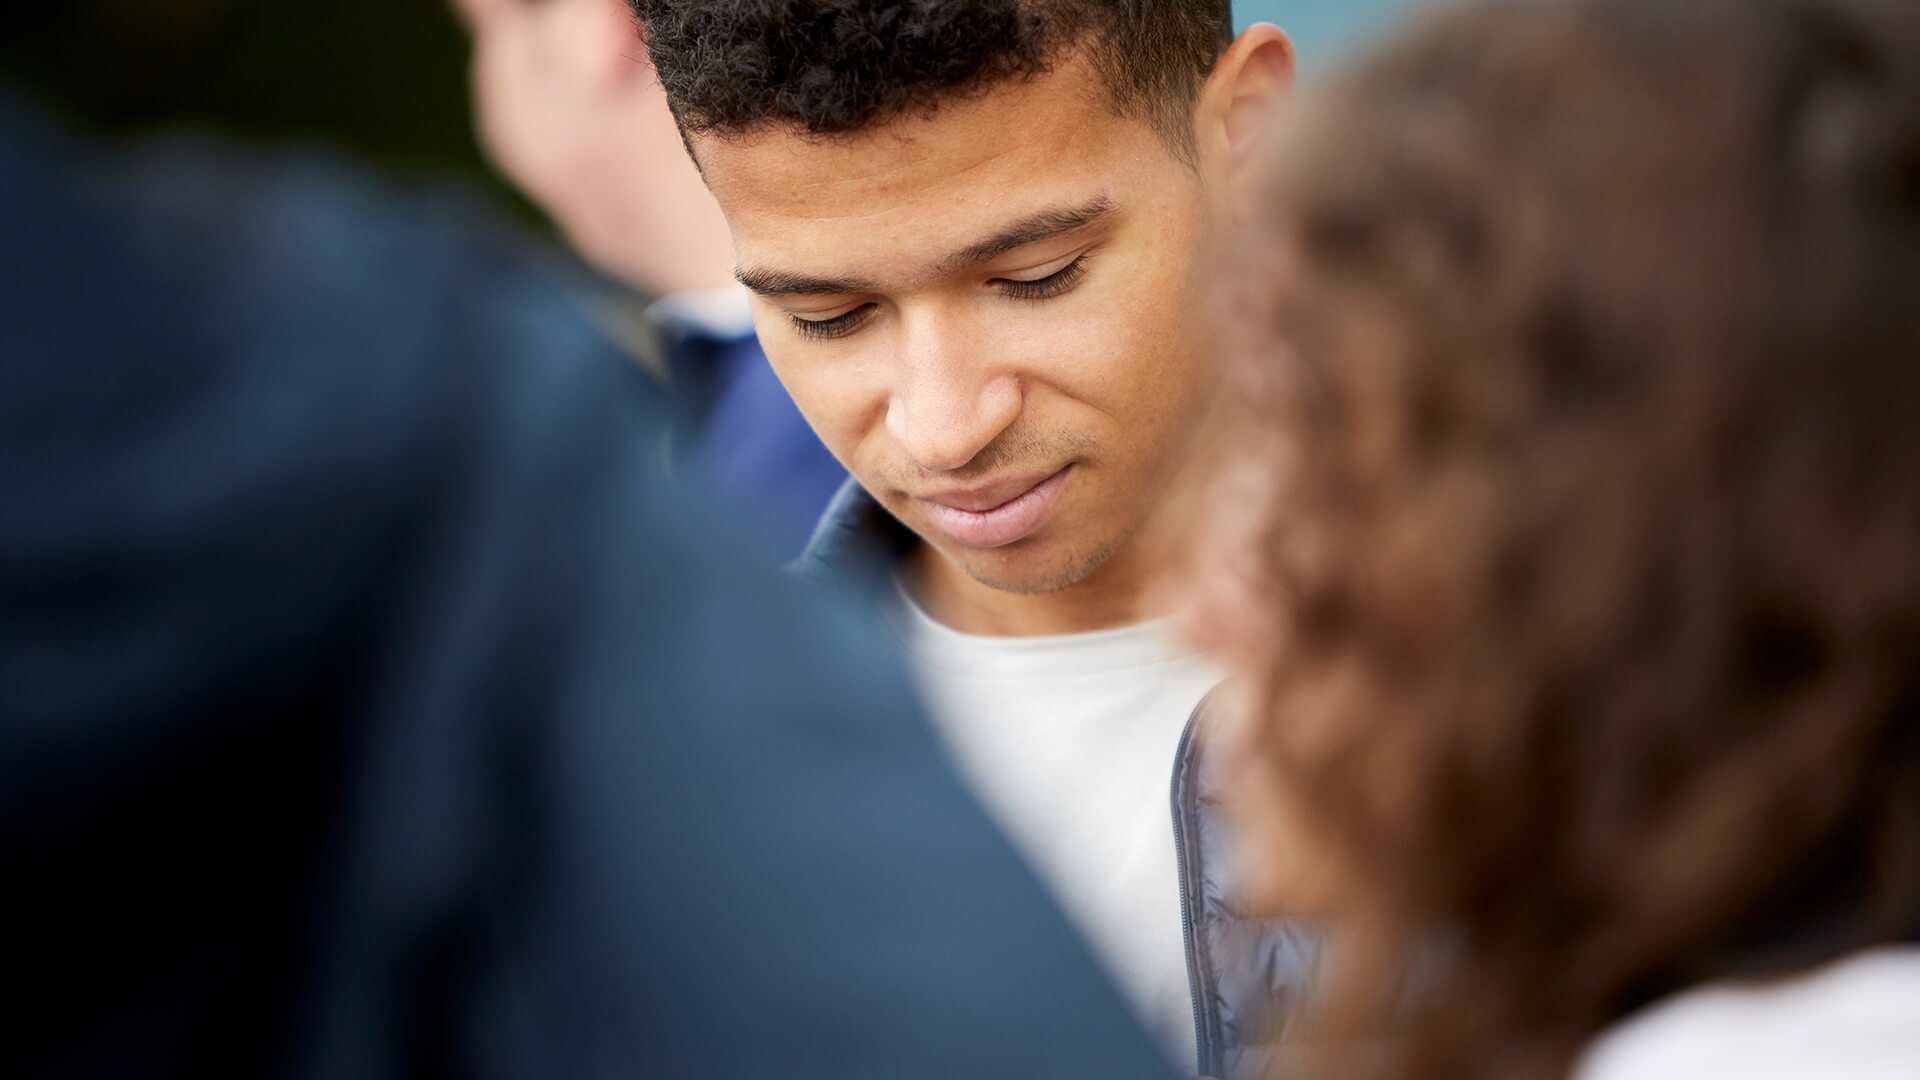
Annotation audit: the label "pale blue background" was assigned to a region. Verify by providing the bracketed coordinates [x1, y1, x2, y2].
[1237, 0, 1425, 68]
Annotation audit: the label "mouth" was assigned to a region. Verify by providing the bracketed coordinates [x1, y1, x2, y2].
[915, 466, 1074, 549]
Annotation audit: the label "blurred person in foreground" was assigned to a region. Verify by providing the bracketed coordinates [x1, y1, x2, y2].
[628, 2, 1300, 1072]
[452, 0, 844, 555]
[0, 77, 1176, 1079]
[1186, 0, 1920, 1077]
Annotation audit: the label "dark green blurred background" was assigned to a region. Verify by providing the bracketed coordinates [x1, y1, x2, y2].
[3, 0, 500, 188]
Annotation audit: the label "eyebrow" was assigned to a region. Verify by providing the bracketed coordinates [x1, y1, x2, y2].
[733, 267, 883, 298]
[940, 194, 1116, 272]
[734, 193, 1117, 300]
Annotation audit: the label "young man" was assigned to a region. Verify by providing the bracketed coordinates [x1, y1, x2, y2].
[632, 3, 1304, 1074]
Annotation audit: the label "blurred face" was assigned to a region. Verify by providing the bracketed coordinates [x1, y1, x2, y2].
[454, 0, 734, 293]
[697, 52, 1218, 601]
[455, 0, 608, 217]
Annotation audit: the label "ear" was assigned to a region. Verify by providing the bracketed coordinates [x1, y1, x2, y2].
[1195, 23, 1296, 179]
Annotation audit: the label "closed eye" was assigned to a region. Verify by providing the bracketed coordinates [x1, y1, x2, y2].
[994, 253, 1092, 301]
[785, 252, 1092, 340]
[789, 303, 876, 341]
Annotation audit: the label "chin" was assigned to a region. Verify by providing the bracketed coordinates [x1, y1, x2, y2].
[952, 534, 1121, 596]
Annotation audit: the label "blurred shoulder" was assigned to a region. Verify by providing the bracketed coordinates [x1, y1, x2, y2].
[1, 87, 621, 388]
[0, 92, 669, 701]
[0, 89, 657, 498]
[1577, 947, 1920, 1080]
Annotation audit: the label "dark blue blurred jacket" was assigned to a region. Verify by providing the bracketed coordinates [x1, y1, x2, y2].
[0, 92, 1175, 1080]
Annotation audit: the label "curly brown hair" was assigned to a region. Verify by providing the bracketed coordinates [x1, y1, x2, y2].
[1198, 0, 1920, 1077]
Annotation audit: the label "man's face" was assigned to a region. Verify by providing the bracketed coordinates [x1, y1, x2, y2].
[697, 52, 1218, 596]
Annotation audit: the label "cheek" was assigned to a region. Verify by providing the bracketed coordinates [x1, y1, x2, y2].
[467, 42, 514, 157]
[471, 43, 559, 195]
[759, 339, 890, 466]
[1047, 258, 1206, 427]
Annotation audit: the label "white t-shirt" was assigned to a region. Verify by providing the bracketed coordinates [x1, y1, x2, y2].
[891, 581, 1222, 1070]
[1577, 947, 1920, 1080]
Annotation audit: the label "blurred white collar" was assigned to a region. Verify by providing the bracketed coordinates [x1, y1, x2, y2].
[647, 285, 755, 341]
[1578, 947, 1920, 1080]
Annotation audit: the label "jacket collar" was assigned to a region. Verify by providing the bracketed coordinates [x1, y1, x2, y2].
[793, 477, 918, 591]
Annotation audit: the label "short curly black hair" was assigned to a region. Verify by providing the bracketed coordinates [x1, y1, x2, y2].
[628, 0, 1233, 157]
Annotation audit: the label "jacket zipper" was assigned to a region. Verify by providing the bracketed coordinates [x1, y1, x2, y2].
[1171, 708, 1221, 1078]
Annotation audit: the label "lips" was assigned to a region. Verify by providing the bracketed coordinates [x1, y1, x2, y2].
[915, 466, 1073, 549]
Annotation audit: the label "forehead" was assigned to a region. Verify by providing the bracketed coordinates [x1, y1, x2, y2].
[694, 54, 1186, 280]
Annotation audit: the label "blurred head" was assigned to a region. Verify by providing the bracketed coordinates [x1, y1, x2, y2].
[454, 0, 734, 293]
[632, 0, 1292, 609]
[1190, 0, 1920, 1075]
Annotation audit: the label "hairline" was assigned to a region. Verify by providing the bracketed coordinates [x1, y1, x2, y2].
[670, 33, 1217, 173]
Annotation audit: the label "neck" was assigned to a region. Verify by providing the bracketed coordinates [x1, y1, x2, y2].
[904, 534, 1177, 638]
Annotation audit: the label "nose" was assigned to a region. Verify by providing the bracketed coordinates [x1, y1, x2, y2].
[884, 312, 1022, 473]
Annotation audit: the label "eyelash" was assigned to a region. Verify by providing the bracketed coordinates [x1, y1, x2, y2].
[785, 253, 1094, 341]
[788, 306, 873, 341]
[998, 253, 1092, 302]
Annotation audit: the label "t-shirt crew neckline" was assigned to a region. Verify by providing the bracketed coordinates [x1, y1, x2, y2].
[889, 575, 1208, 677]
